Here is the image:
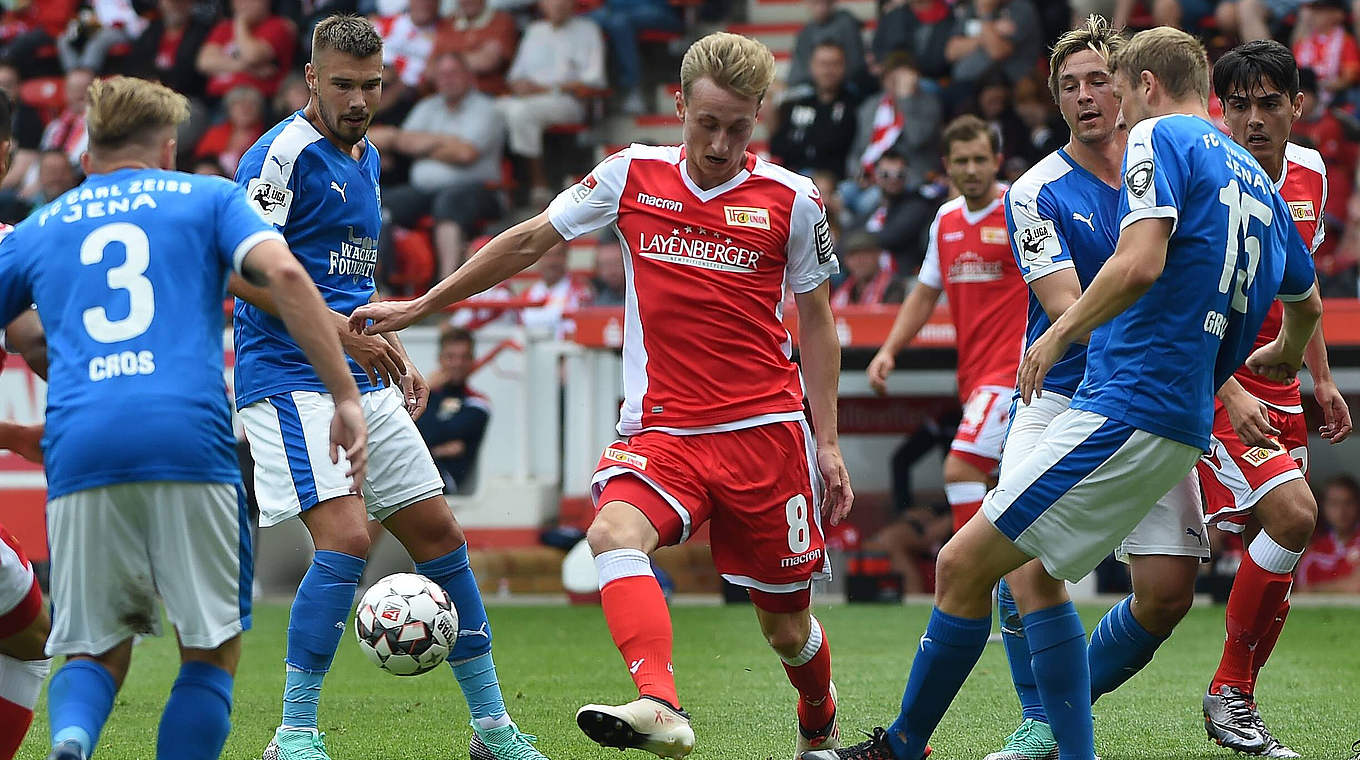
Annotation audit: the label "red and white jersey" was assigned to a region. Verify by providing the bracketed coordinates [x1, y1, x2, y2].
[547, 144, 838, 435]
[919, 192, 1026, 401]
[1234, 142, 1327, 411]
[373, 13, 436, 87]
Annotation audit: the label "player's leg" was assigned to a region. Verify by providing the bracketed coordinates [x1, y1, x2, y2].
[752, 601, 839, 757]
[44, 484, 163, 760]
[150, 482, 253, 760]
[361, 385, 544, 757]
[943, 386, 1009, 532]
[0, 526, 52, 760]
[239, 392, 374, 755]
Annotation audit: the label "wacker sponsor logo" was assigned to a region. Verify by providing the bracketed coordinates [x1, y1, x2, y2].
[724, 205, 770, 230]
[636, 230, 762, 273]
[636, 192, 683, 212]
[329, 226, 379, 278]
[781, 547, 823, 568]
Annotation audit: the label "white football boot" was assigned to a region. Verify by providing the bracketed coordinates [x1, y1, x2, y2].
[576, 696, 695, 758]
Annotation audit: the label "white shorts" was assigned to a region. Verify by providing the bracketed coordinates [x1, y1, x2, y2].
[1003, 394, 1208, 566]
[45, 482, 251, 656]
[951, 385, 1012, 470]
[240, 387, 444, 527]
[983, 407, 1201, 582]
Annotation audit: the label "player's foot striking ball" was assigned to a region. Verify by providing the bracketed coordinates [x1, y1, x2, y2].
[575, 698, 695, 759]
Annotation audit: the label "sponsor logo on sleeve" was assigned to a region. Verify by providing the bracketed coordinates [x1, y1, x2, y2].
[603, 447, 648, 470]
[1125, 159, 1155, 198]
[569, 173, 598, 204]
[1288, 200, 1316, 221]
[1014, 220, 1060, 268]
[814, 215, 834, 265]
[724, 205, 771, 230]
[246, 178, 292, 225]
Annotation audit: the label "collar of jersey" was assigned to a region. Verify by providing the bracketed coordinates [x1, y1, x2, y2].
[676, 147, 756, 203]
[1058, 148, 1120, 196]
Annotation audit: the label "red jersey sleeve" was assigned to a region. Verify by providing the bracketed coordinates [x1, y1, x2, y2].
[547, 149, 631, 240]
[785, 185, 838, 293]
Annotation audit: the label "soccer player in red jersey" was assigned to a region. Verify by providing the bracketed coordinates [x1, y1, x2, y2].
[1201, 39, 1353, 757]
[352, 32, 851, 760]
[867, 114, 1027, 533]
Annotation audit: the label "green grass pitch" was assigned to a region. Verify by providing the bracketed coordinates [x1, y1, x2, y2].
[16, 601, 1360, 759]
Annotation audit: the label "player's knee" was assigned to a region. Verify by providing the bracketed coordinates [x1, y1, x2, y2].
[325, 528, 372, 559]
[1266, 492, 1317, 551]
[587, 506, 652, 555]
[763, 624, 807, 660]
[1136, 586, 1193, 634]
[942, 456, 986, 486]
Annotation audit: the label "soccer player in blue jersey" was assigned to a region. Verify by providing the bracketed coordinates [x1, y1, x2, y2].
[804, 26, 1322, 760]
[0, 76, 367, 760]
[984, 18, 1211, 760]
[229, 16, 548, 760]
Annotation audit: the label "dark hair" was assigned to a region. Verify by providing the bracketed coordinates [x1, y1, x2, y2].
[879, 51, 917, 75]
[312, 14, 383, 60]
[440, 326, 475, 352]
[1212, 39, 1300, 102]
[941, 113, 1000, 155]
[812, 40, 846, 56]
[0, 88, 12, 144]
[1297, 66, 1318, 95]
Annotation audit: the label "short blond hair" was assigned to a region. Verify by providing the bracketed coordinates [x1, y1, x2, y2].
[680, 32, 776, 102]
[1048, 15, 1128, 102]
[86, 76, 189, 151]
[1110, 26, 1210, 105]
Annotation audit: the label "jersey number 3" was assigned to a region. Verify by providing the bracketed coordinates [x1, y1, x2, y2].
[1217, 179, 1272, 315]
[81, 222, 155, 343]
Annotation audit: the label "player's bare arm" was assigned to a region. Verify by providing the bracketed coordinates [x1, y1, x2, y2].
[1028, 268, 1082, 323]
[1018, 216, 1171, 402]
[0, 420, 42, 462]
[796, 281, 853, 525]
[867, 282, 942, 395]
[1216, 375, 1282, 449]
[229, 272, 406, 385]
[241, 238, 369, 487]
[378, 326, 429, 421]
[1247, 288, 1324, 383]
[350, 211, 566, 334]
[4, 311, 45, 380]
[1302, 313, 1352, 442]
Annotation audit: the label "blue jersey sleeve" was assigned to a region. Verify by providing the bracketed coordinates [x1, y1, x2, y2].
[1276, 221, 1317, 301]
[236, 143, 297, 229]
[0, 228, 32, 326]
[214, 179, 287, 275]
[1119, 119, 1186, 233]
[1007, 185, 1073, 283]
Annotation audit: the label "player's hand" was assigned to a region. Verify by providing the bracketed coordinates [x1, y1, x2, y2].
[330, 397, 369, 491]
[349, 300, 421, 335]
[1223, 392, 1280, 450]
[1017, 328, 1069, 404]
[1314, 379, 1353, 444]
[817, 443, 854, 525]
[1245, 339, 1304, 383]
[867, 350, 895, 396]
[401, 364, 430, 421]
[336, 313, 405, 385]
[2, 423, 43, 463]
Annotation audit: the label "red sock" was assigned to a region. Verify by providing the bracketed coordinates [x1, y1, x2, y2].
[1250, 599, 1290, 690]
[1212, 552, 1293, 693]
[0, 697, 34, 760]
[781, 617, 834, 731]
[945, 482, 987, 533]
[601, 574, 680, 709]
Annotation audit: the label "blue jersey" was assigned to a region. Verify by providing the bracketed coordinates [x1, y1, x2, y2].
[233, 110, 382, 407]
[0, 169, 283, 498]
[1005, 148, 1121, 398]
[1071, 114, 1316, 449]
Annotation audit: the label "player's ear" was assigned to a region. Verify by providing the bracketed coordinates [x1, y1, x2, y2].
[79, 150, 92, 177]
[674, 89, 685, 122]
[1292, 91, 1305, 120]
[161, 137, 177, 171]
[305, 62, 317, 95]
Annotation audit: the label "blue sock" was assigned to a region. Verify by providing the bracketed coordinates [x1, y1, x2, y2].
[48, 659, 117, 754]
[1024, 602, 1093, 760]
[1088, 595, 1164, 703]
[416, 546, 508, 727]
[885, 607, 991, 760]
[998, 579, 1047, 723]
[282, 549, 366, 729]
[157, 662, 234, 760]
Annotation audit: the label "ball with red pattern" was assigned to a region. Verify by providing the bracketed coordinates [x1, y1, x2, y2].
[354, 572, 458, 676]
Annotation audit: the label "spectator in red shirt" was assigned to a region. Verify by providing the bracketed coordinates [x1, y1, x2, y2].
[0, 0, 77, 78]
[1294, 0, 1360, 104]
[39, 67, 94, 169]
[372, 0, 439, 89]
[831, 231, 907, 306]
[194, 85, 267, 177]
[435, 0, 519, 94]
[196, 0, 297, 100]
[1297, 474, 1360, 592]
[129, 0, 214, 100]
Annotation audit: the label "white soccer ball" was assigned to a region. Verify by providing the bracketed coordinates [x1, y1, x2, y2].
[355, 572, 458, 676]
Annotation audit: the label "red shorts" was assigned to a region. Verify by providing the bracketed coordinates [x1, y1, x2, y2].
[1196, 401, 1308, 533]
[592, 420, 827, 598]
[950, 385, 1011, 472]
[0, 523, 41, 638]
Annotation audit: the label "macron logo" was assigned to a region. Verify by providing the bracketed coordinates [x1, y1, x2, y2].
[636, 192, 683, 212]
[330, 181, 348, 202]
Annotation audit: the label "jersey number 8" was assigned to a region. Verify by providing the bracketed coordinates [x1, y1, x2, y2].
[80, 222, 156, 343]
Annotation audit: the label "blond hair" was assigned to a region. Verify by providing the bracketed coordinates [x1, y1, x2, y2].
[1110, 26, 1210, 105]
[1048, 15, 1128, 102]
[680, 32, 776, 102]
[86, 76, 189, 151]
